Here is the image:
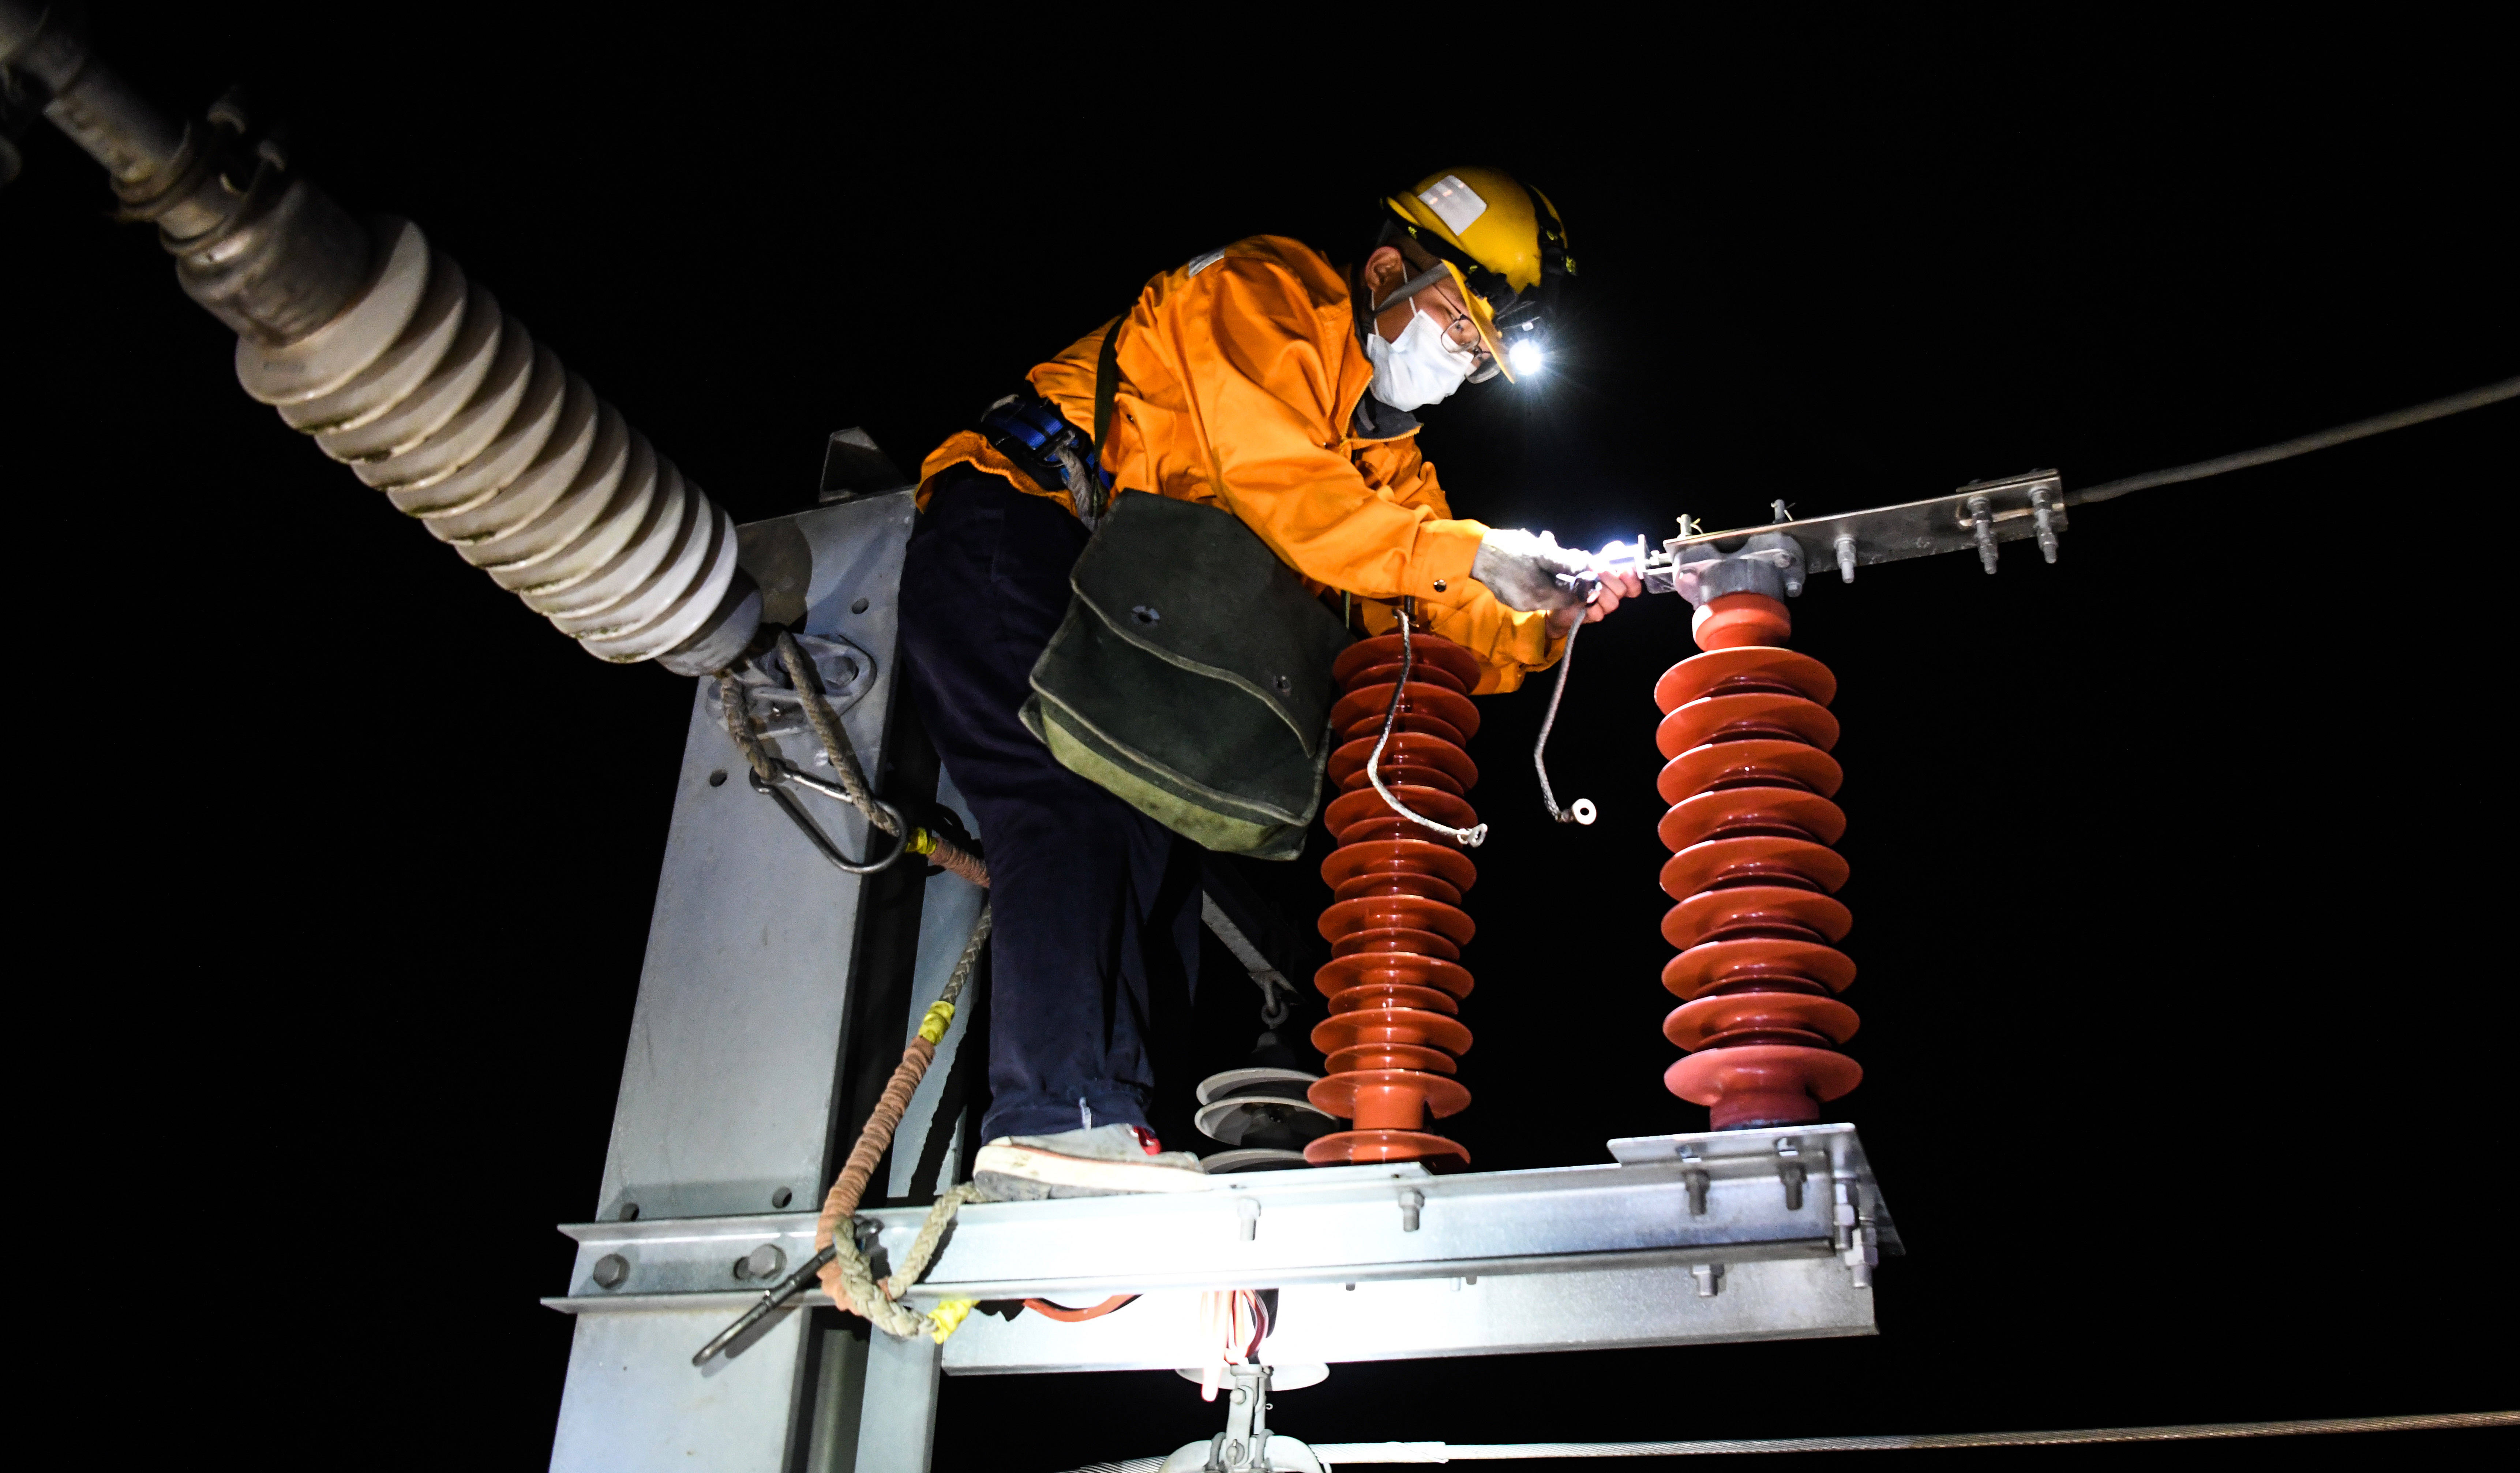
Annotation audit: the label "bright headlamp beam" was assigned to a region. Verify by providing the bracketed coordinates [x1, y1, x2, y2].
[1506, 339, 1546, 378]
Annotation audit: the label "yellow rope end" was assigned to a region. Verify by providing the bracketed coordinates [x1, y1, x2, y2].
[909, 828, 939, 856]
[927, 1298, 978, 1343]
[916, 1001, 957, 1044]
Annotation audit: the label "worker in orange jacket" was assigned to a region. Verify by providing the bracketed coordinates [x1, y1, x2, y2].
[898, 168, 1642, 1197]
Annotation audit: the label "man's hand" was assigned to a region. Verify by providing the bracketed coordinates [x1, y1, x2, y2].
[1547, 565, 1644, 638]
[1470, 529, 1592, 612]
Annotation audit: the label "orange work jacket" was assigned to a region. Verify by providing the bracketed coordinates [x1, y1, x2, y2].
[917, 235, 1562, 695]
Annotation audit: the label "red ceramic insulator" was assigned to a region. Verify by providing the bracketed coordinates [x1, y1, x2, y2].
[1655, 599, 1864, 1130]
[1308, 631, 1483, 1167]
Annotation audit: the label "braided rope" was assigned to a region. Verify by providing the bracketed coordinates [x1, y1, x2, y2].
[777, 631, 897, 835]
[812, 903, 994, 1337]
[773, 630, 990, 885]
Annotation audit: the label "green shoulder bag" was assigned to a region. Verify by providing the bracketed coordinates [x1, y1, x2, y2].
[1021, 489, 1351, 860]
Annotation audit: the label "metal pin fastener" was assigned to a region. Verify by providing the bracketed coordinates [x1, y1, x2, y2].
[1691, 1263, 1724, 1298]
[1684, 1168, 1711, 1216]
[1236, 1197, 1261, 1242]
[1835, 533, 1856, 584]
[2030, 486, 2060, 563]
[692, 1242, 838, 1367]
[1398, 1189, 1425, 1232]
[1968, 495, 1999, 574]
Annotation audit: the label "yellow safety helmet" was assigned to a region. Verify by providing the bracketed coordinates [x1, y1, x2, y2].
[1378, 167, 1575, 384]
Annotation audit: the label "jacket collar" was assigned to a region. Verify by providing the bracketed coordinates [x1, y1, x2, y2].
[1346, 266, 1421, 442]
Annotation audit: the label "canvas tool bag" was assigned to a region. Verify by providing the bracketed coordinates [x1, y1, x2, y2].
[1020, 489, 1352, 860]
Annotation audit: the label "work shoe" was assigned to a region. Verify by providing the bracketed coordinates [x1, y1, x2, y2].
[974, 1124, 1210, 1200]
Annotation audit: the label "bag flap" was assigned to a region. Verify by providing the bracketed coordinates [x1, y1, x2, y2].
[1028, 599, 1325, 829]
[1068, 491, 1351, 754]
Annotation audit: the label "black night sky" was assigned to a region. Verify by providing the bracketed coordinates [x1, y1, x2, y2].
[8, 8, 2514, 1468]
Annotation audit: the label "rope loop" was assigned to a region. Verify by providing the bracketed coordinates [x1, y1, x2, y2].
[1367, 606, 1488, 848]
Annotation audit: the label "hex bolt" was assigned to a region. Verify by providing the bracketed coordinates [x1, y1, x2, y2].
[1684, 1168, 1711, 1217]
[1845, 1202, 1881, 1288]
[1778, 1162, 1808, 1212]
[1834, 533, 1857, 584]
[1236, 1197, 1261, 1242]
[1690, 1263, 1724, 1298]
[591, 1253, 629, 1290]
[743, 1244, 786, 1280]
[1967, 494, 1999, 574]
[1398, 1188, 1426, 1232]
[2030, 486, 2060, 564]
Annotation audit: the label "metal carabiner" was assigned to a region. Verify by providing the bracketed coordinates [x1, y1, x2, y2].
[748, 764, 912, 875]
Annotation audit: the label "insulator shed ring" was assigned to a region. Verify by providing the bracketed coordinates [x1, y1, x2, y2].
[1656, 594, 1864, 1130]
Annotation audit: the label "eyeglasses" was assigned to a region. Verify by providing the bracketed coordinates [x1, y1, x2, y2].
[1420, 289, 1488, 362]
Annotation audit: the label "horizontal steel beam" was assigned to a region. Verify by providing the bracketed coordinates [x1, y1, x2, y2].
[546, 1127, 1896, 1373]
[879, 1125, 1892, 1303]
[945, 1257, 1877, 1374]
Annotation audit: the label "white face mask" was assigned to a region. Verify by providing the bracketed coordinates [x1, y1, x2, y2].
[1366, 304, 1478, 412]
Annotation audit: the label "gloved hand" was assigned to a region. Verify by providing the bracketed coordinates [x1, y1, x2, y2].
[1470, 529, 1592, 613]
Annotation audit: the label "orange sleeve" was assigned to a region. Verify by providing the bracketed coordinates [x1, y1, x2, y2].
[1147, 258, 1486, 602]
[1349, 437, 1563, 694]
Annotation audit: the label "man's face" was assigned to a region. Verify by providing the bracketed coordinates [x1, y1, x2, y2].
[1369, 246, 1491, 368]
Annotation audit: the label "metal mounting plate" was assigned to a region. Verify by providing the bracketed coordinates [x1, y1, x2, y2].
[1688, 470, 2067, 583]
[1630, 471, 2069, 593]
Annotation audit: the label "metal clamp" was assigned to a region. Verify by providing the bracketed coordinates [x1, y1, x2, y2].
[748, 764, 912, 875]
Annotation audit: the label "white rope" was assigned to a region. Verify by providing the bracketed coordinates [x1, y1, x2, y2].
[1366, 606, 1486, 848]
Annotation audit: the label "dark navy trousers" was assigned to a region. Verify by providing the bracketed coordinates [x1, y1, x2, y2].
[899, 467, 1203, 1141]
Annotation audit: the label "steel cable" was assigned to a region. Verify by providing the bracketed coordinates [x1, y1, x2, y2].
[1531, 620, 1594, 826]
[2067, 375, 2516, 506]
[1061, 1409, 2517, 1470]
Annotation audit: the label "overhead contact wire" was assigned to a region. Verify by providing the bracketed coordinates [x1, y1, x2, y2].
[2070, 374, 2517, 506]
[1058, 1409, 2519, 1469]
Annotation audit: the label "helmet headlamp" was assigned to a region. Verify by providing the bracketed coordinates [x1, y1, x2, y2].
[1378, 172, 1573, 386]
